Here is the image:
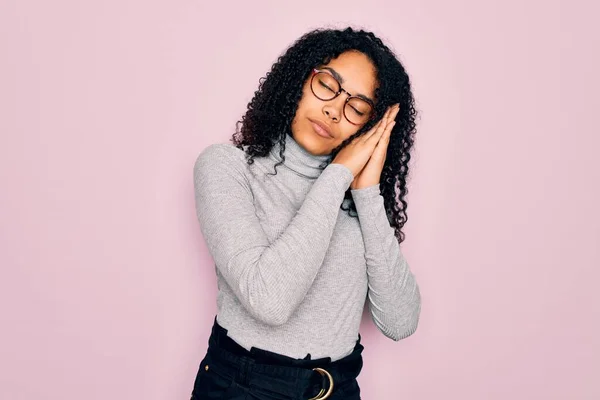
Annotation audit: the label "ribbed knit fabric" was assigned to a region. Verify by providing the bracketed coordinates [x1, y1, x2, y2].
[193, 133, 421, 361]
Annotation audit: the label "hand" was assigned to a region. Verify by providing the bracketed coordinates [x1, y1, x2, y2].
[349, 104, 399, 190]
[331, 111, 389, 177]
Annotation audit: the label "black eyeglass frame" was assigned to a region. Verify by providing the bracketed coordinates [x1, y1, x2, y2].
[310, 68, 375, 125]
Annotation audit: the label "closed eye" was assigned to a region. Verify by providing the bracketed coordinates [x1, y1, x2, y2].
[319, 80, 336, 93]
[349, 106, 365, 116]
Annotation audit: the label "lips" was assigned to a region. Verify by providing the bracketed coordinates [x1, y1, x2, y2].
[309, 119, 333, 138]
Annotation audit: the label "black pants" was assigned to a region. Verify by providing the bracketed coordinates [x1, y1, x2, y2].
[191, 316, 363, 399]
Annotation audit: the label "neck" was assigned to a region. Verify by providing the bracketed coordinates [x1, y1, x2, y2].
[269, 133, 330, 179]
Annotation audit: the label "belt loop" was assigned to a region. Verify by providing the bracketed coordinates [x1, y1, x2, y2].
[234, 356, 254, 386]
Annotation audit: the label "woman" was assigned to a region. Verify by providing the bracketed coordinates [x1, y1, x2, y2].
[192, 27, 421, 400]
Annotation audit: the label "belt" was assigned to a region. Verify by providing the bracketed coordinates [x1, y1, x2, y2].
[207, 317, 364, 399]
[311, 367, 335, 399]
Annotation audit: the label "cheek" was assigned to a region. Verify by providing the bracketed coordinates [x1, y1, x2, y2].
[292, 86, 314, 128]
[297, 95, 320, 117]
[338, 124, 362, 143]
[296, 80, 313, 108]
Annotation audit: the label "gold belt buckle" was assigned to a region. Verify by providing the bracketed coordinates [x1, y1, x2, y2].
[308, 367, 334, 400]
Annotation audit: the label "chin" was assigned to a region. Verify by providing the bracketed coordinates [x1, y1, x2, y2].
[293, 130, 331, 156]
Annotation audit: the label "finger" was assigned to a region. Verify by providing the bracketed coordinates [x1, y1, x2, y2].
[375, 112, 392, 137]
[386, 121, 396, 138]
[378, 120, 395, 150]
[361, 117, 385, 142]
[360, 105, 396, 143]
[363, 117, 387, 144]
[374, 120, 394, 152]
[387, 104, 399, 122]
[374, 106, 394, 125]
[365, 106, 395, 139]
[370, 121, 395, 164]
[350, 117, 382, 144]
[374, 106, 397, 144]
[384, 106, 395, 121]
[378, 106, 397, 129]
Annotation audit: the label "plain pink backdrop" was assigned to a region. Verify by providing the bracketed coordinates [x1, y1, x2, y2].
[1, 0, 599, 399]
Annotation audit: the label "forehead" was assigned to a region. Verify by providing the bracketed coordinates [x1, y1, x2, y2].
[321, 51, 377, 96]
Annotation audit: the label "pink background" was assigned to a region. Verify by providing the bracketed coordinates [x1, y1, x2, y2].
[1, 0, 599, 399]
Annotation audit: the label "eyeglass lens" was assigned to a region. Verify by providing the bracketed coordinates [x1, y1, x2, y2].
[311, 72, 373, 125]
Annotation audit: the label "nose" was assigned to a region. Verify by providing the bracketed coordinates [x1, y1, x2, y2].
[322, 96, 346, 123]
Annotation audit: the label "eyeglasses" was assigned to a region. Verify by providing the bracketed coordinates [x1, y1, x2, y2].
[310, 68, 375, 125]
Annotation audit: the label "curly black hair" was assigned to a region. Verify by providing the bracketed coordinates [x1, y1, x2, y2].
[231, 27, 418, 244]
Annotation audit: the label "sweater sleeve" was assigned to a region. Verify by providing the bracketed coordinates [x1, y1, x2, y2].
[193, 144, 354, 326]
[350, 183, 422, 340]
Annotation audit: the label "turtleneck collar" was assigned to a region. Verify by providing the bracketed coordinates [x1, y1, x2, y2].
[269, 133, 331, 179]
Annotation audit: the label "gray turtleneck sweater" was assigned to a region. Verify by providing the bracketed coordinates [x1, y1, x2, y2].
[193, 133, 421, 361]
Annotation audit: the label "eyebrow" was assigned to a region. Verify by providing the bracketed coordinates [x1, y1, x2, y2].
[321, 66, 375, 104]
